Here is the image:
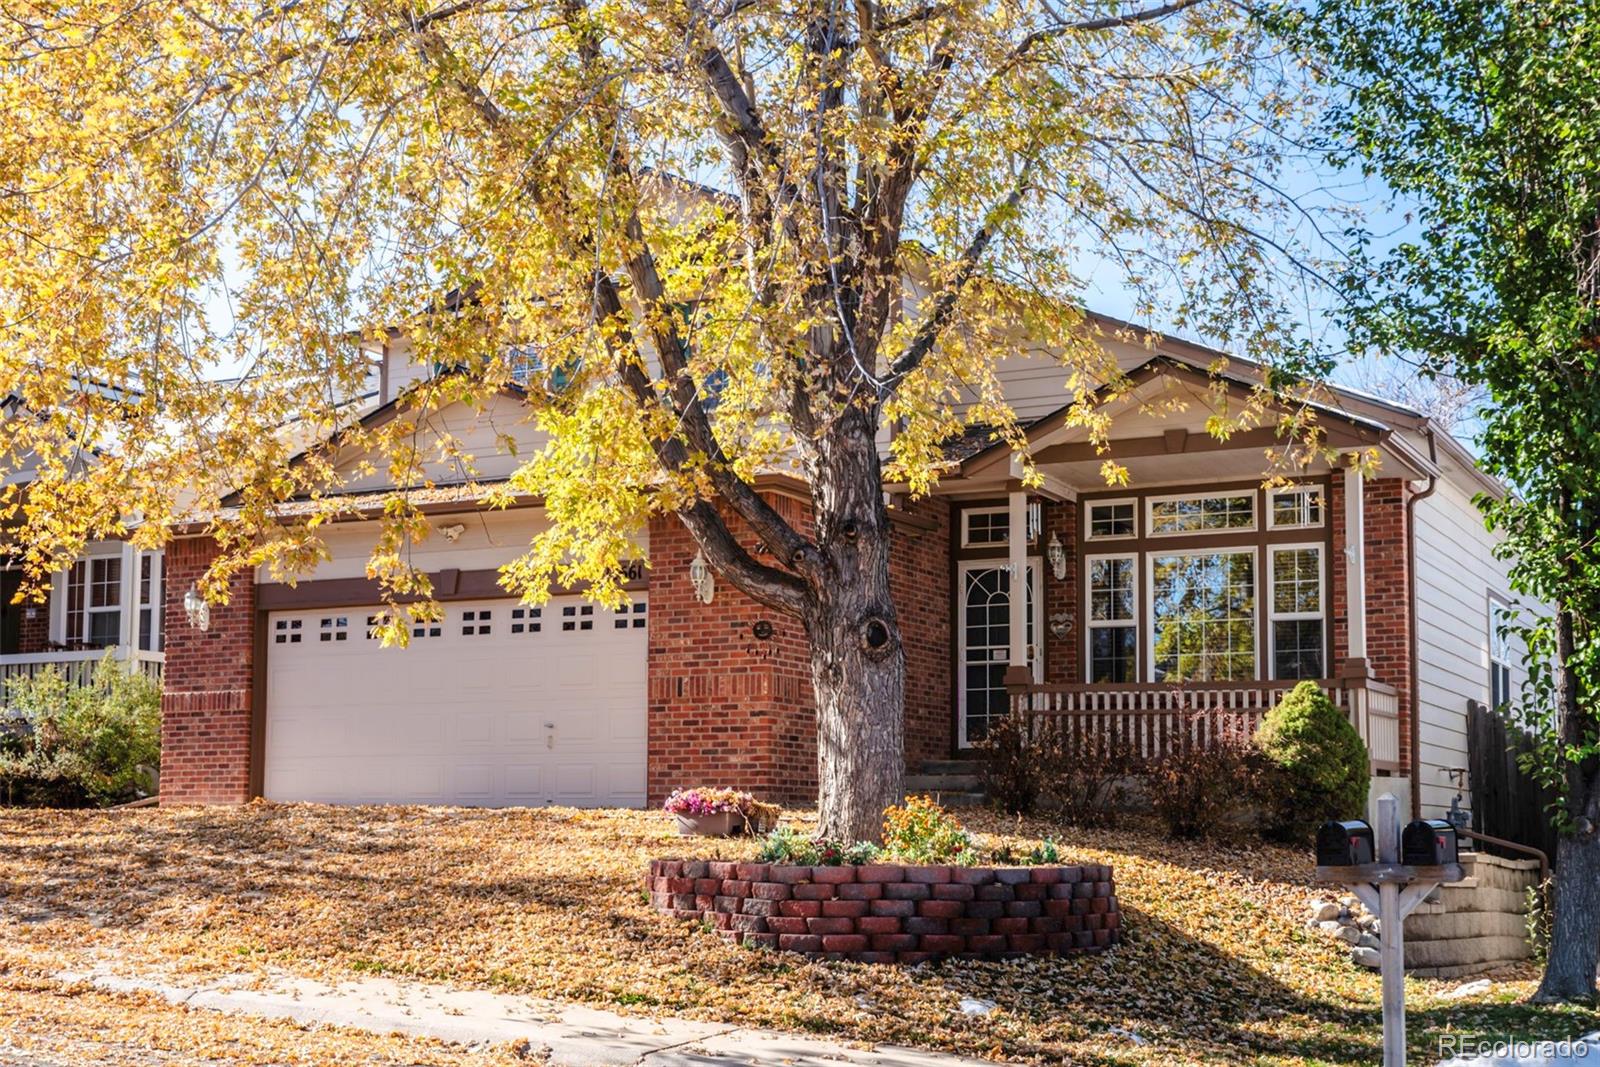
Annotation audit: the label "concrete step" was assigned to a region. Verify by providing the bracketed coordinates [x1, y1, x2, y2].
[918, 760, 981, 776]
[907, 790, 986, 809]
[905, 774, 982, 792]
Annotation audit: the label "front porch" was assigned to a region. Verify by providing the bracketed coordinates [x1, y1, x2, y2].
[0, 540, 166, 696]
[931, 356, 1435, 778]
[1006, 676, 1403, 772]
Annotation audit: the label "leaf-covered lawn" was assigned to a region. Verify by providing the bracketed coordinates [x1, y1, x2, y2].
[0, 804, 1592, 1065]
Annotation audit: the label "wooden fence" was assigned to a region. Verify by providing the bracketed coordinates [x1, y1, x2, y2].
[1467, 699, 1560, 866]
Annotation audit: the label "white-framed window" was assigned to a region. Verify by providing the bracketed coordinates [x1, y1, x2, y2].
[137, 551, 163, 652]
[1085, 554, 1138, 683]
[962, 506, 1010, 547]
[1149, 548, 1257, 681]
[1268, 544, 1325, 679]
[1086, 499, 1137, 540]
[1267, 486, 1325, 530]
[64, 555, 123, 649]
[961, 507, 1010, 547]
[1489, 594, 1515, 711]
[1147, 491, 1256, 536]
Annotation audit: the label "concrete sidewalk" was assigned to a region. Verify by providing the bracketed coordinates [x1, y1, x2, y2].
[56, 968, 1004, 1067]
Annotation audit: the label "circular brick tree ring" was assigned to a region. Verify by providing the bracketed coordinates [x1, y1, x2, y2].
[645, 859, 1120, 963]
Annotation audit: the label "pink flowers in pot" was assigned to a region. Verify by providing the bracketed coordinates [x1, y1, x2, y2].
[663, 787, 755, 816]
[663, 787, 781, 833]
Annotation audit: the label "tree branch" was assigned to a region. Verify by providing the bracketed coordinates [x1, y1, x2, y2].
[409, 22, 818, 611]
[883, 166, 1033, 385]
[1006, 0, 1205, 65]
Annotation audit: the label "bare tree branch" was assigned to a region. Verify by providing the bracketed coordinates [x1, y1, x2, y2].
[883, 166, 1034, 386]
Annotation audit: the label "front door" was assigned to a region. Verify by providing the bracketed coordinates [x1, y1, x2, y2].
[957, 560, 1040, 747]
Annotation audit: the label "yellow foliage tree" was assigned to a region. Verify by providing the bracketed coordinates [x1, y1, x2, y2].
[0, 0, 1334, 839]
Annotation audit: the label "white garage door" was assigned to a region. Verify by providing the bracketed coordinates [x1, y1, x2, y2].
[264, 596, 648, 806]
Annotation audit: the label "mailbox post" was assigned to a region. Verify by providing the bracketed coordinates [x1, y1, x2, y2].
[1314, 793, 1466, 1067]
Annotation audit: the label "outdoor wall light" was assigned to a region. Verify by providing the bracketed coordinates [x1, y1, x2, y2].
[183, 582, 211, 632]
[688, 550, 715, 605]
[1046, 531, 1067, 581]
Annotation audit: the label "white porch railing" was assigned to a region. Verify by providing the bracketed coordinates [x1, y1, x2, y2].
[0, 649, 164, 689]
[1008, 676, 1403, 774]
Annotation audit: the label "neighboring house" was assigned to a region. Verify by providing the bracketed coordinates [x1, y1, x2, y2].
[150, 317, 1524, 823]
[0, 385, 167, 692]
[0, 541, 167, 691]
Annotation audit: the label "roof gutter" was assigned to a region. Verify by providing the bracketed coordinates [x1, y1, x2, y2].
[1406, 422, 1441, 818]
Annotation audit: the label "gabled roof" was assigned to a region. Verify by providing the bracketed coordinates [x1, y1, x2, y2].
[954, 353, 1440, 484]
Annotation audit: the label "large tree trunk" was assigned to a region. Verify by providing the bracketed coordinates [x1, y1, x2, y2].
[1535, 824, 1600, 1001]
[1534, 604, 1600, 1002]
[806, 406, 906, 842]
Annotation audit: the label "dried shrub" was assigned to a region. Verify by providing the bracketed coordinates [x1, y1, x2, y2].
[1144, 738, 1259, 839]
[1037, 725, 1140, 828]
[975, 713, 1042, 815]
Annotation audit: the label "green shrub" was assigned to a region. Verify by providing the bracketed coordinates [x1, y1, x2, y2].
[1254, 681, 1369, 841]
[0, 655, 161, 807]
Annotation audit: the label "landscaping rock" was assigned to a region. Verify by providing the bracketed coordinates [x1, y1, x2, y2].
[958, 998, 996, 1017]
[1443, 979, 1493, 999]
[1352, 946, 1381, 969]
[1308, 900, 1341, 923]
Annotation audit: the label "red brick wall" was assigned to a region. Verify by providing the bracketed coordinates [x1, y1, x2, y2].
[18, 595, 49, 653]
[1042, 499, 1078, 685]
[159, 536, 256, 804]
[647, 858, 1118, 961]
[647, 501, 815, 807]
[648, 495, 955, 807]
[1330, 476, 1413, 773]
[892, 499, 952, 766]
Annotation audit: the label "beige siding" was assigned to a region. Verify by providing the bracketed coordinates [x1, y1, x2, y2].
[1413, 474, 1528, 817]
[253, 508, 648, 585]
[328, 393, 546, 492]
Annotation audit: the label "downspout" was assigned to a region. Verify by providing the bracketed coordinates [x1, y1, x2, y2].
[1406, 423, 1440, 818]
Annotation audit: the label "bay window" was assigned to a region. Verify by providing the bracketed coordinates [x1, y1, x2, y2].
[1150, 551, 1256, 681]
[1080, 486, 1332, 685]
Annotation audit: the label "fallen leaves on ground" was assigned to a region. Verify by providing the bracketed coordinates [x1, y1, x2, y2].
[0, 804, 1591, 1065]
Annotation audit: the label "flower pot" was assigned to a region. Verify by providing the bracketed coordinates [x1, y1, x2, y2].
[674, 810, 739, 837]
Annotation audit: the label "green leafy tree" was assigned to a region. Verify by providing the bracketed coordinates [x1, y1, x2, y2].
[1277, 0, 1600, 999]
[1254, 680, 1368, 841]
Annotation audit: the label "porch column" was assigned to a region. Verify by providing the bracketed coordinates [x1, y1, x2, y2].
[118, 541, 140, 659]
[1004, 489, 1030, 687]
[1342, 459, 1370, 678]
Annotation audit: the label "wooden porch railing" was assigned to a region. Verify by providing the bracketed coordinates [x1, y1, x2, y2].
[0, 649, 164, 690]
[1008, 676, 1403, 774]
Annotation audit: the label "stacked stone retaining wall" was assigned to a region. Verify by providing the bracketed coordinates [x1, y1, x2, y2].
[647, 859, 1120, 963]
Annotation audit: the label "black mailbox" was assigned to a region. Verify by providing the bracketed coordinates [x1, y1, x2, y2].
[1403, 819, 1458, 866]
[1316, 819, 1375, 866]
